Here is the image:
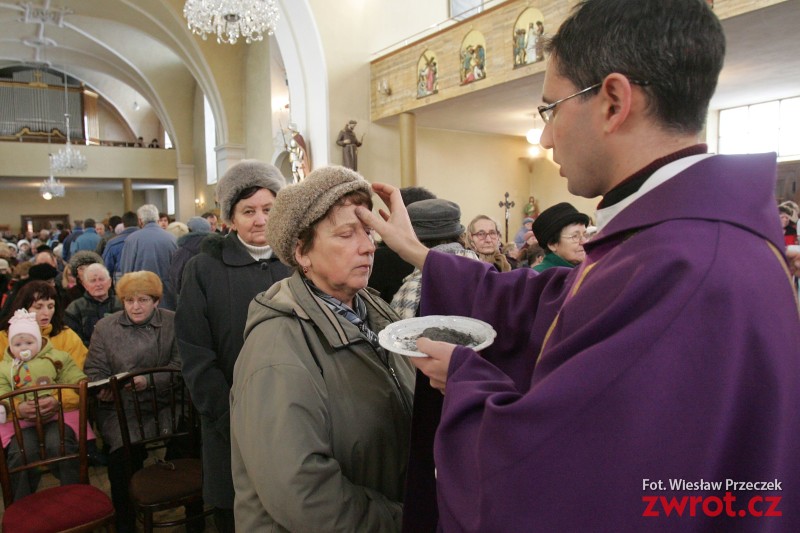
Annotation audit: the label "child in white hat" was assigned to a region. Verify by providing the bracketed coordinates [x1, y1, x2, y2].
[0, 309, 89, 497]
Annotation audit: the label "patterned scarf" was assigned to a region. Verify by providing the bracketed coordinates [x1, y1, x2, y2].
[391, 243, 479, 320]
[304, 280, 382, 352]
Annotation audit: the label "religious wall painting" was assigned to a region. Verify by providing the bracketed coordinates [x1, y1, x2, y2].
[459, 30, 486, 85]
[513, 7, 545, 69]
[417, 50, 439, 98]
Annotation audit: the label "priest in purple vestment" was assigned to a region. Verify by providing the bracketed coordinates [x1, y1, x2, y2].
[356, 1, 800, 531]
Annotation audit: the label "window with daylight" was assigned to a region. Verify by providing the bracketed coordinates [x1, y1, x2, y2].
[204, 95, 218, 185]
[718, 96, 800, 158]
[450, 0, 483, 20]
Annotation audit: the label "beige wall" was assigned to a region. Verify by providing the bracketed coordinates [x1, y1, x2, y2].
[1, 189, 148, 234]
[245, 40, 273, 162]
[307, 0, 446, 177]
[416, 128, 530, 236]
[0, 143, 178, 179]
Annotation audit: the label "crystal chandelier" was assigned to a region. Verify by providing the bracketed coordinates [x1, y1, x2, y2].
[50, 73, 87, 174]
[40, 166, 66, 200]
[50, 114, 87, 173]
[183, 0, 280, 44]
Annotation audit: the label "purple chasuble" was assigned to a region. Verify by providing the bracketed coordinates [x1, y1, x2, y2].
[418, 153, 800, 532]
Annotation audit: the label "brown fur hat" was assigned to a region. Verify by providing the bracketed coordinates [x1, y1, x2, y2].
[216, 160, 286, 223]
[116, 271, 163, 301]
[267, 166, 372, 267]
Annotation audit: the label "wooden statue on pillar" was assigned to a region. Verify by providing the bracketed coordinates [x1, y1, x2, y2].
[336, 120, 364, 171]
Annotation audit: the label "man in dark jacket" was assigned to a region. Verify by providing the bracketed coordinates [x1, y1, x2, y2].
[162, 217, 211, 310]
[103, 211, 139, 284]
[60, 220, 83, 262]
[64, 263, 122, 346]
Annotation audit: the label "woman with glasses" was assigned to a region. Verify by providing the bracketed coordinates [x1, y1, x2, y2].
[466, 215, 511, 272]
[84, 271, 188, 533]
[531, 203, 590, 272]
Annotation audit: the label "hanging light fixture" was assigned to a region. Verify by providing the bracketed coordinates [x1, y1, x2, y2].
[526, 113, 544, 146]
[183, 0, 280, 44]
[50, 71, 87, 174]
[40, 160, 66, 200]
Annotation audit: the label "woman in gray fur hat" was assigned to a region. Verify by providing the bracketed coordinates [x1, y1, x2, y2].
[230, 165, 414, 532]
[175, 159, 291, 532]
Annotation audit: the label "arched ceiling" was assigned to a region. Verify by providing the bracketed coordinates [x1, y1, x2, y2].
[0, 0, 219, 158]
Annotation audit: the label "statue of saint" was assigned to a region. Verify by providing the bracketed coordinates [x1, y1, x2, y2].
[336, 120, 363, 171]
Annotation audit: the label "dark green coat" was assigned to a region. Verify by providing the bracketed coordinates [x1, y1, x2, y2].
[231, 272, 414, 531]
[532, 251, 576, 272]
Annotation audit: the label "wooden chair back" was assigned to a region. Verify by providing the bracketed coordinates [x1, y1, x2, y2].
[0, 381, 88, 507]
[109, 367, 208, 531]
[108, 367, 197, 461]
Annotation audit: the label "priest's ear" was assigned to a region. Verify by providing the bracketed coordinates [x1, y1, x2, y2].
[599, 74, 635, 133]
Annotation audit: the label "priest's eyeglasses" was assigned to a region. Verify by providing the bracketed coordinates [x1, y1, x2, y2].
[538, 79, 651, 124]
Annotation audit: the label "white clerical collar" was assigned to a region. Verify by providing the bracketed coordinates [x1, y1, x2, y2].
[595, 153, 715, 232]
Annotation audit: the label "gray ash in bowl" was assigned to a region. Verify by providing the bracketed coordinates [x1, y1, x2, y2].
[420, 326, 479, 346]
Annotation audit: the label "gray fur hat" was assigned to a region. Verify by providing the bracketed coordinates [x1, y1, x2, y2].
[216, 160, 286, 223]
[267, 166, 372, 267]
[69, 250, 103, 275]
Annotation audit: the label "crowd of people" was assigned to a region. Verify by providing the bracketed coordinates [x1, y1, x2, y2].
[1, 0, 799, 531]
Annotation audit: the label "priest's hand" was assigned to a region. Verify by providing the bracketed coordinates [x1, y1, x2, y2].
[355, 183, 429, 270]
[412, 337, 455, 394]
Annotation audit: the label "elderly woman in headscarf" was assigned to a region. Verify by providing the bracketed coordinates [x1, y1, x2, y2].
[531, 202, 591, 272]
[176, 160, 291, 532]
[83, 271, 185, 533]
[230, 166, 415, 532]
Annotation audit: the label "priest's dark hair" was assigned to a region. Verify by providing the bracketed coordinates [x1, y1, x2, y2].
[545, 0, 725, 135]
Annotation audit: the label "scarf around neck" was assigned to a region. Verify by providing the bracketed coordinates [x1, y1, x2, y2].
[304, 279, 382, 352]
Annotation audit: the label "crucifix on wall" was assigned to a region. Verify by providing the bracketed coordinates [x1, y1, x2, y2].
[498, 192, 515, 242]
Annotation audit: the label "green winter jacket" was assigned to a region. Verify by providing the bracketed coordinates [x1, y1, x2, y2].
[0, 341, 87, 402]
[231, 272, 415, 532]
[533, 251, 578, 272]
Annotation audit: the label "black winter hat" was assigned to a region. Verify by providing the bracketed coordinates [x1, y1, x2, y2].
[532, 203, 590, 246]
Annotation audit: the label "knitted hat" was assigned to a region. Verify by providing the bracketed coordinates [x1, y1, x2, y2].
[407, 199, 465, 241]
[532, 203, 590, 246]
[8, 309, 42, 355]
[69, 250, 103, 276]
[187, 216, 211, 233]
[116, 271, 163, 300]
[17, 239, 30, 249]
[267, 166, 372, 267]
[216, 160, 286, 223]
[0, 259, 9, 273]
